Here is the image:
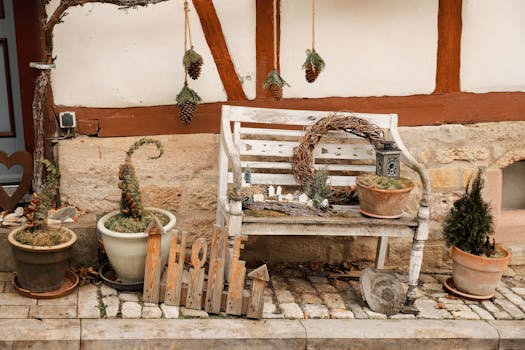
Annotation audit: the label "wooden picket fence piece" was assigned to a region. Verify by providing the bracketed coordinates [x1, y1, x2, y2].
[226, 236, 247, 315]
[164, 230, 188, 306]
[142, 217, 164, 304]
[186, 238, 207, 309]
[204, 225, 227, 313]
[247, 264, 270, 319]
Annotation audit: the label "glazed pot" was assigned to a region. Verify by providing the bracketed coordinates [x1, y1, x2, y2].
[451, 245, 510, 296]
[97, 207, 176, 283]
[356, 178, 414, 219]
[8, 226, 77, 293]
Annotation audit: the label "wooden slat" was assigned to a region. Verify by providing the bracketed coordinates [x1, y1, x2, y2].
[228, 172, 356, 186]
[247, 264, 269, 319]
[239, 127, 366, 140]
[226, 236, 246, 315]
[164, 230, 188, 306]
[205, 226, 227, 314]
[228, 106, 395, 128]
[239, 140, 375, 159]
[142, 218, 164, 304]
[186, 238, 207, 310]
[240, 161, 375, 172]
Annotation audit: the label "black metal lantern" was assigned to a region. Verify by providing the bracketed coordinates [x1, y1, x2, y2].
[376, 140, 401, 178]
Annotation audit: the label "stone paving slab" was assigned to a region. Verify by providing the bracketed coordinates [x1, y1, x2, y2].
[0, 319, 80, 349]
[80, 319, 306, 349]
[301, 319, 500, 350]
[489, 320, 525, 350]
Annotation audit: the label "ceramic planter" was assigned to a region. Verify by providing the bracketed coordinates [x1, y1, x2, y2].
[97, 207, 176, 283]
[8, 226, 77, 293]
[355, 179, 414, 219]
[451, 245, 510, 296]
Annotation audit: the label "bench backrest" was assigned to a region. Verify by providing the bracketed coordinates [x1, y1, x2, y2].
[219, 105, 399, 196]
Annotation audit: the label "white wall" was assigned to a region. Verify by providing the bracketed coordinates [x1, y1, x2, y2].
[47, 0, 256, 107]
[280, 0, 439, 98]
[461, 0, 525, 93]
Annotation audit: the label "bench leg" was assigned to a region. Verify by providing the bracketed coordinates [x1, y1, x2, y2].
[403, 238, 425, 314]
[375, 236, 388, 269]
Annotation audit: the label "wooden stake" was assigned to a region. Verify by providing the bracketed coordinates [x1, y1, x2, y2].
[142, 217, 164, 304]
[185, 238, 207, 309]
[226, 236, 246, 315]
[247, 264, 270, 319]
[205, 225, 227, 314]
[164, 230, 188, 306]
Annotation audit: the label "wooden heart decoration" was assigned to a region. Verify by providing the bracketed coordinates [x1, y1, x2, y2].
[0, 151, 33, 212]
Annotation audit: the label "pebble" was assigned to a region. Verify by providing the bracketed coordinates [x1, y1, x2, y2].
[279, 303, 304, 319]
[102, 295, 120, 318]
[469, 304, 495, 320]
[302, 304, 329, 319]
[142, 305, 162, 319]
[180, 307, 209, 318]
[275, 290, 295, 304]
[119, 293, 140, 302]
[330, 308, 355, 319]
[160, 304, 180, 319]
[121, 302, 141, 319]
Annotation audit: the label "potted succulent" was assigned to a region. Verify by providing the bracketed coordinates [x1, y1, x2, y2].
[8, 160, 77, 293]
[443, 170, 510, 296]
[355, 174, 414, 219]
[97, 138, 176, 283]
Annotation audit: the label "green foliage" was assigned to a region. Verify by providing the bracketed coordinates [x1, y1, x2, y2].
[357, 174, 413, 190]
[443, 170, 494, 256]
[26, 160, 60, 232]
[183, 48, 203, 66]
[104, 210, 170, 233]
[119, 138, 163, 220]
[305, 169, 333, 209]
[176, 83, 202, 105]
[302, 49, 326, 72]
[263, 69, 289, 89]
[244, 165, 252, 184]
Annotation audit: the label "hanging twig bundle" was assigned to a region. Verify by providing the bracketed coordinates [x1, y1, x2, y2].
[176, 82, 202, 125]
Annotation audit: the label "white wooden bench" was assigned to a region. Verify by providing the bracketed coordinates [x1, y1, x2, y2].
[216, 105, 431, 311]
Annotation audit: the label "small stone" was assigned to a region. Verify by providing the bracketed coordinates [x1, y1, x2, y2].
[389, 313, 416, 320]
[364, 307, 387, 319]
[347, 301, 368, 319]
[288, 278, 316, 294]
[263, 312, 284, 319]
[102, 295, 120, 318]
[301, 293, 323, 305]
[298, 193, 309, 203]
[180, 307, 209, 318]
[330, 308, 354, 319]
[268, 185, 275, 198]
[419, 274, 439, 284]
[119, 293, 140, 302]
[302, 304, 329, 319]
[322, 293, 346, 309]
[100, 284, 117, 297]
[78, 285, 101, 318]
[270, 276, 288, 290]
[421, 283, 445, 292]
[306, 200, 314, 209]
[319, 198, 329, 209]
[276, 186, 282, 196]
[142, 305, 162, 319]
[415, 299, 453, 320]
[451, 310, 480, 320]
[444, 303, 471, 312]
[493, 298, 525, 319]
[160, 304, 180, 318]
[253, 194, 264, 202]
[284, 193, 294, 201]
[14, 207, 24, 216]
[438, 297, 464, 305]
[49, 206, 78, 221]
[279, 303, 304, 319]
[3, 213, 21, 222]
[469, 305, 495, 320]
[275, 290, 295, 304]
[121, 302, 141, 319]
[263, 302, 276, 314]
[315, 284, 338, 293]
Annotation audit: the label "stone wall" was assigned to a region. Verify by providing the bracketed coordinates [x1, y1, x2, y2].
[57, 121, 525, 271]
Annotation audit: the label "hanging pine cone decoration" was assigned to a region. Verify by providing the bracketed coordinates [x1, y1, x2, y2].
[303, 49, 325, 83]
[183, 48, 204, 80]
[263, 69, 289, 100]
[176, 83, 202, 125]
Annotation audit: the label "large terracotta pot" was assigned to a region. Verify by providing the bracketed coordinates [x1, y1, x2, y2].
[451, 245, 510, 296]
[356, 178, 414, 219]
[97, 207, 176, 283]
[8, 226, 77, 293]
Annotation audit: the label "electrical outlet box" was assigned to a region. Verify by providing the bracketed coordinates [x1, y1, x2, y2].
[59, 111, 77, 128]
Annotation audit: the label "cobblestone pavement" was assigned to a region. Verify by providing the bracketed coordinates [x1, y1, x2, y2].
[1, 269, 524, 321]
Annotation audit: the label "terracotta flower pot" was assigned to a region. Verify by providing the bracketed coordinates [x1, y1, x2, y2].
[8, 226, 77, 293]
[356, 179, 414, 219]
[451, 245, 510, 296]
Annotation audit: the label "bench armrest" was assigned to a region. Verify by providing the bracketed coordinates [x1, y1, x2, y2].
[220, 116, 242, 202]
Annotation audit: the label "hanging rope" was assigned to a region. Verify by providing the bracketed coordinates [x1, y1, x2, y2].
[273, 0, 278, 69]
[311, 0, 316, 51]
[183, 0, 190, 82]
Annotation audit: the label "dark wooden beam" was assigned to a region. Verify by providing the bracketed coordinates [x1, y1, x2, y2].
[434, 0, 462, 93]
[192, 0, 247, 100]
[55, 91, 525, 137]
[256, 0, 280, 99]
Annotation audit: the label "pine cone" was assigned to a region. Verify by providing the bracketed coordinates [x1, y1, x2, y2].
[305, 65, 320, 83]
[187, 60, 203, 80]
[178, 101, 197, 125]
[269, 84, 283, 100]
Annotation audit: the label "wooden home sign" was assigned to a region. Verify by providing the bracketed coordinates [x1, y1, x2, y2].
[143, 219, 269, 319]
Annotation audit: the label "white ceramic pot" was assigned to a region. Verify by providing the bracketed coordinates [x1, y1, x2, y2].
[97, 207, 176, 283]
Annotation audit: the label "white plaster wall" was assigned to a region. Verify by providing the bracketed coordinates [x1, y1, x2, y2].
[461, 0, 525, 93]
[47, 0, 256, 107]
[280, 0, 438, 98]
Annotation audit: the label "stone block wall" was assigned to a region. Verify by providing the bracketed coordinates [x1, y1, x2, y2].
[57, 121, 525, 271]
